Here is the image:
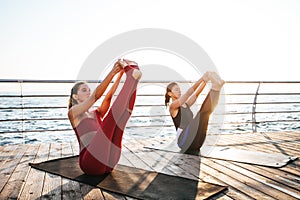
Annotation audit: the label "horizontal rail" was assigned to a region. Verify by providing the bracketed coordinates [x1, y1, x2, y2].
[2, 109, 300, 122]
[1, 93, 300, 98]
[2, 119, 300, 134]
[1, 101, 300, 110]
[225, 93, 300, 96]
[1, 79, 300, 84]
[0, 106, 67, 110]
[0, 118, 69, 122]
[1, 128, 73, 134]
[1, 80, 300, 136]
[0, 95, 69, 98]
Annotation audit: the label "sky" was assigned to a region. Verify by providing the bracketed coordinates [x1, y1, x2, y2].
[0, 0, 300, 81]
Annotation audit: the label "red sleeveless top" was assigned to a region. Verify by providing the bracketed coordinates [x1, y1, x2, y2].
[73, 110, 102, 153]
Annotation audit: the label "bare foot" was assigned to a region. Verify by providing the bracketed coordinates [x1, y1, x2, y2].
[118, 60, 128, 68]
[209, 72, 224, 91]
[202, 71, 211, 83]
[123, 58, 138, 66]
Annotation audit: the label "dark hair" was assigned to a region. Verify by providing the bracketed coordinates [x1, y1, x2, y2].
[68, 81, 86, 109]
[165, 82, 178, 107]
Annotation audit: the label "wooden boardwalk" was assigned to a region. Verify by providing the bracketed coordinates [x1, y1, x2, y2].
[0, 131, 299, 199]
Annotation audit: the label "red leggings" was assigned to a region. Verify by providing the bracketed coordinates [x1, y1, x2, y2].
[79, 66, 138, 175]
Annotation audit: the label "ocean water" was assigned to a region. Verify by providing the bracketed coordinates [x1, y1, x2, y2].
[0, 82, 300, 146]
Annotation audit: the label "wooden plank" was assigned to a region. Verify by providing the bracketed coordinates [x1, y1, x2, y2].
[134, 137, 275, 199]
[218, 133, 300, 186]
[131, 139, 252, 200]
[200, 158, 275, 200]
[0, 131, 298, 199]
[0, 145, 18, 169]
[216, 132, 300, 154]
[154, 150, 252, 200]
[233, 162, 300, 199]
[124, 139, 233, 199]
[62, 180, 83, 200]
[100, 190, 127, 200]
[222, 138, 300, 191]
[216, 133, 300, 176]
[216, 132, 297, 151]
[18, 143, 51, 199]
[80, 183, 104, 200]
[124, 139, 194, 197]
[240, 164, 299, 192]
[210, 159, 299, 199]
[61, 143, 83, 200]
[199, 169, 248, 200]
[0, 144, 27, 197]
[40, 143, 62, 200]
[220, 135, 300, 193]
[124, 141, 220, 199]
[123, 140, 177, 175]
[118, 151, 133, 167]
[121, 144, 155, 171]
[209, 195, 234, 200]
[0, 144, 39, 199]
[0, 145, 18, 191]
[137, 131, 299, 197]
[148, 131, 298, 198]
[71, 141, 79, 155]
[213, 133, 298, 155]
[212, 132, 300, 188]
[263, 131, 300, 142]
[240, 132, 300, 153]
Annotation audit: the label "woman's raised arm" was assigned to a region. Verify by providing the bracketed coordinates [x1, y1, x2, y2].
[186, 81, 206, 107]
[97, 71, 124, 119]
[68, 61, 122, 120]
[170, 78, 204, 110]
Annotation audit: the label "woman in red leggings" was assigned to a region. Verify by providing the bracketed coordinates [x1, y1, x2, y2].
[68, 59, 142, 175]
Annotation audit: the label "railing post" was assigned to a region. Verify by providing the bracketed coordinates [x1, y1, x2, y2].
[18, 80, 25, 143]
[252, 82, 261, 133]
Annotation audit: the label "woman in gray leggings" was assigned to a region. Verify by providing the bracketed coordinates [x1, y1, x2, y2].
[165, 72, 224, 155]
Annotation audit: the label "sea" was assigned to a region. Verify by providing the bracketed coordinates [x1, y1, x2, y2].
[0, 82, 300, 146]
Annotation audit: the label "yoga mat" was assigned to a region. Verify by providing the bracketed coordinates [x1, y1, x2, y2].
[144, 140, 297, 168]
[29, 156, 227, 200]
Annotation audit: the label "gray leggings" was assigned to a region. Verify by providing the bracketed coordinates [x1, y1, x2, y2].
[177, 90, 220, 154]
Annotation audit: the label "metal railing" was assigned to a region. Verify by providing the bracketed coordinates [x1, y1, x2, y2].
[0, 79, 300, 136]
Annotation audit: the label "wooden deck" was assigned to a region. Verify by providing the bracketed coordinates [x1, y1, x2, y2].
[0, 131, 299, 200]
